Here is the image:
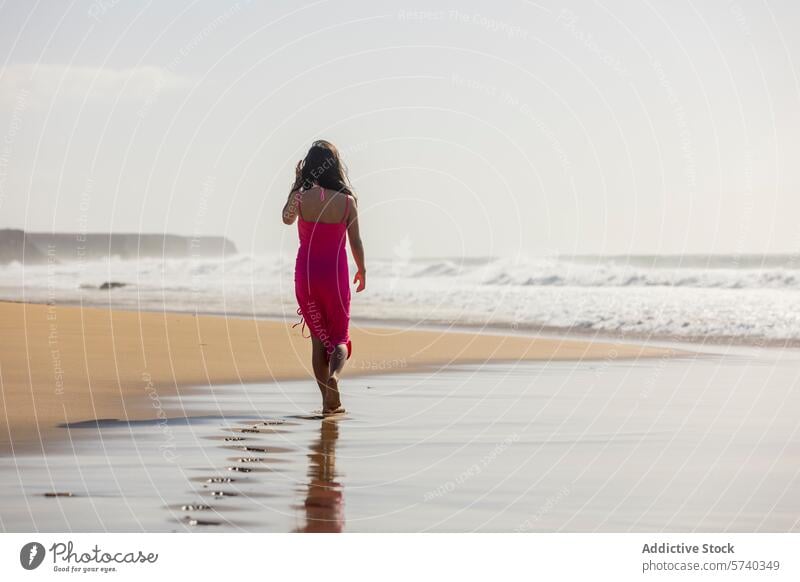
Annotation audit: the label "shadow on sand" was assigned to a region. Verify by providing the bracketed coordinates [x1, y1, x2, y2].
[58, 415, 264, 429]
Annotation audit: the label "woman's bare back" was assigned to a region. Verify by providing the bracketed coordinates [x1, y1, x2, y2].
[296, 186, 352, 224]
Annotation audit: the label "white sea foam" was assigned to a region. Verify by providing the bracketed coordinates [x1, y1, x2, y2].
[2, 254, 799, 343]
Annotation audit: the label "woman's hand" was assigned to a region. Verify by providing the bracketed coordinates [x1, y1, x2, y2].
[353, 270, 366, 292]
[346, 196, 366, 292]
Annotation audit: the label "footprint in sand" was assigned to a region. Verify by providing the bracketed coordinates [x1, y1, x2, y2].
[241, 446, 270, 453]
[181, 504, 212, 511]
[184, 517, 221, 527]
[210, 490, 237, 497]
[169, 417, 296, 529]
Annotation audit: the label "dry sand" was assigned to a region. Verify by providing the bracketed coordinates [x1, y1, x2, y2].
[0, 301, 670, 455]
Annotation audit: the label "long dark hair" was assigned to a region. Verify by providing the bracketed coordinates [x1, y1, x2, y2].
[291, 140, 354, 198]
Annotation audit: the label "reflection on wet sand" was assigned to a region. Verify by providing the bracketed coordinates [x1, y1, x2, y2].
[297, 419, 344, 533]
[9, 354, 800, 532]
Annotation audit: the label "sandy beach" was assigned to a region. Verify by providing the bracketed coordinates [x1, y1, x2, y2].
[3, 342, 799, 532]
[0, 301, 668, 456]
[2, 301, 800, 532]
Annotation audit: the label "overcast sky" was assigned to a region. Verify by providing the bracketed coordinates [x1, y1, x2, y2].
[1, 0, 798, 258]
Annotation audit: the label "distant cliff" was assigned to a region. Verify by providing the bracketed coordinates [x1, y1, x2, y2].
[0, 229, 237, 265]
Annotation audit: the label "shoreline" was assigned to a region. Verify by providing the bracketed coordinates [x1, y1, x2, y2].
[1, 301, 676, 457]
[3, 295, 796, 349]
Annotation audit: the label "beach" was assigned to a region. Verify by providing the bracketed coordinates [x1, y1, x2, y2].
[2, 332, 799, 532]
[2, 301, 799, 532]
[0, 301, 666, 457]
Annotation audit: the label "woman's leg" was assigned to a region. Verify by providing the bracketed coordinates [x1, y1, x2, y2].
[324, 343, 348, 412]
[310, 337, 330, 407]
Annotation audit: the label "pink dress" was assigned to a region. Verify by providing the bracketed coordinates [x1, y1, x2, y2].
[294, 187, 352, 359]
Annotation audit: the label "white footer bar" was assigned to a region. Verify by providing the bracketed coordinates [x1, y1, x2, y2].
[2, 533, 797, 581]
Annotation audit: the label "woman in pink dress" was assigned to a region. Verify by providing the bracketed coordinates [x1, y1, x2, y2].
[282, 140, 366, 414]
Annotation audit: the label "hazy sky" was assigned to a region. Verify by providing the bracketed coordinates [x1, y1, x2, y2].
[1, 0, 798, 258]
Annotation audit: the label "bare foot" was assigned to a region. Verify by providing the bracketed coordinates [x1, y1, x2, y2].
[323, 375, 344, 413]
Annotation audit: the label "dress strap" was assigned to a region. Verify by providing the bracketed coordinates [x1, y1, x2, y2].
[342, 195, 350, 223]
[319, 187, 325, 201]
[292, 306, 311, 339]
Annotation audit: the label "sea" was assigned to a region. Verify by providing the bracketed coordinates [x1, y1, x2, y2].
[1, 253, 799, 344]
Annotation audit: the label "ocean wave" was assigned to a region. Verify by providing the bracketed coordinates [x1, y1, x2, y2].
[2, 254, 800, 342]
[378, 256, 800, 290]
[4, 254, 798, 291]
[479, 261, 800, 289]
[484, 267, 800, 289]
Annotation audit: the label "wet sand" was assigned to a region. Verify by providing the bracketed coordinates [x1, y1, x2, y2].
[0, 301, 668, 455]
[2, 346, 799, 532]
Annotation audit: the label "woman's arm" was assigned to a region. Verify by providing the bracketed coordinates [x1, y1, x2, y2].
[282, 189, 301, 225]
[282, 160, 303, 225]
[346, 196, 366, 292]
